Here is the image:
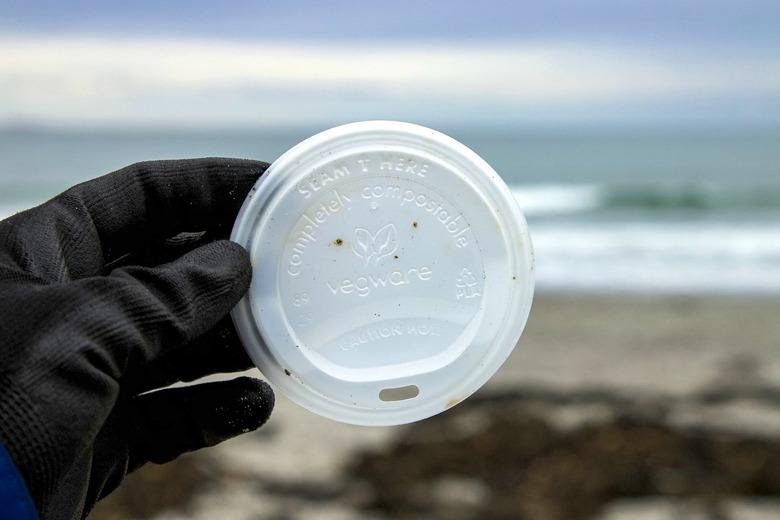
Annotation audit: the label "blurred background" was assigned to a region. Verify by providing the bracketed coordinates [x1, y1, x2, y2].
[2, 1, 780, 519]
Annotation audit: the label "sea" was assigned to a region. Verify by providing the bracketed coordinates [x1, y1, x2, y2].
[1, 126, 778, 295]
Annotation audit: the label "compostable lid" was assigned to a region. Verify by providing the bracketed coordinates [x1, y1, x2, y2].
[231, 121, 534, 426]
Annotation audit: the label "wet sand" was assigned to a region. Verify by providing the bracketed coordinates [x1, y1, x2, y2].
[497, 293, 780, 394]
[90, 294, 780, 520]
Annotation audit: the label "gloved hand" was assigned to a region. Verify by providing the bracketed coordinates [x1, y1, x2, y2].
[0, 158, 274, 519]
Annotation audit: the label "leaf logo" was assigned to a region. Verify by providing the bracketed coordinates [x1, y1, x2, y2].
[352, 223, 399, 266]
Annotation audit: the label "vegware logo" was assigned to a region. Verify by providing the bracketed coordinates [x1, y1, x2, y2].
[326, 266, 433, 298]
[324, 223, 433, 297]
[351, 223, 398, 266]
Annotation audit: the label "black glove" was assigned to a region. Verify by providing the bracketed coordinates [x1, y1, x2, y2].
[0, 158, 274, 519]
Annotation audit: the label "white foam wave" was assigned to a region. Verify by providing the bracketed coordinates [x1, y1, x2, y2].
[532, 221, 780, 294]
[511, 184, 603, 216]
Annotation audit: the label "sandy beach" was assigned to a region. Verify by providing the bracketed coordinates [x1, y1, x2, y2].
[500, 294, 780, 394]
[90, 294, 780, 520]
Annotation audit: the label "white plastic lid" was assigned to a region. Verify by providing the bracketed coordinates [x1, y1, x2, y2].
[231, 121, 534, 426]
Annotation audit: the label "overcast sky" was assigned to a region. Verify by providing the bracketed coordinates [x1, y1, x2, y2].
[1, 1, 778, 127]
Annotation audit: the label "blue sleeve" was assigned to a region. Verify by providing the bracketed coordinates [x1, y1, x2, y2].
[0, 443, 37, 520]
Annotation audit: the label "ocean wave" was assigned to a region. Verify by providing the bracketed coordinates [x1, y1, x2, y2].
[532, 221, 780, 294]
[511, 185, 603, 216]
[512, 183, 780, 216]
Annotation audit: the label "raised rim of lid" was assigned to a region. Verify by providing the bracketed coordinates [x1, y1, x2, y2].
[231, 121, 534, 425]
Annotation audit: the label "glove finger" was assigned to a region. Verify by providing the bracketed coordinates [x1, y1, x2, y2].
[127, 377, 274, 471]
[103, 229, 221, 272]
[74, 158, 266, 268]
[73, 239, 251, 377]
[128, 316, 254, 394]
[4, 158, 267, 281]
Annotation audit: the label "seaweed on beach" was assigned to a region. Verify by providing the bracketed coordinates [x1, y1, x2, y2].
[350, 388, 780, 520]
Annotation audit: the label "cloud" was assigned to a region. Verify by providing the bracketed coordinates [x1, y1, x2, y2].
[1, 36, 779, 126]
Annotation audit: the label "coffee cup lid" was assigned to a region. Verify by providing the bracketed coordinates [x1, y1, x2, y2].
[231, 121, 534, 425]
